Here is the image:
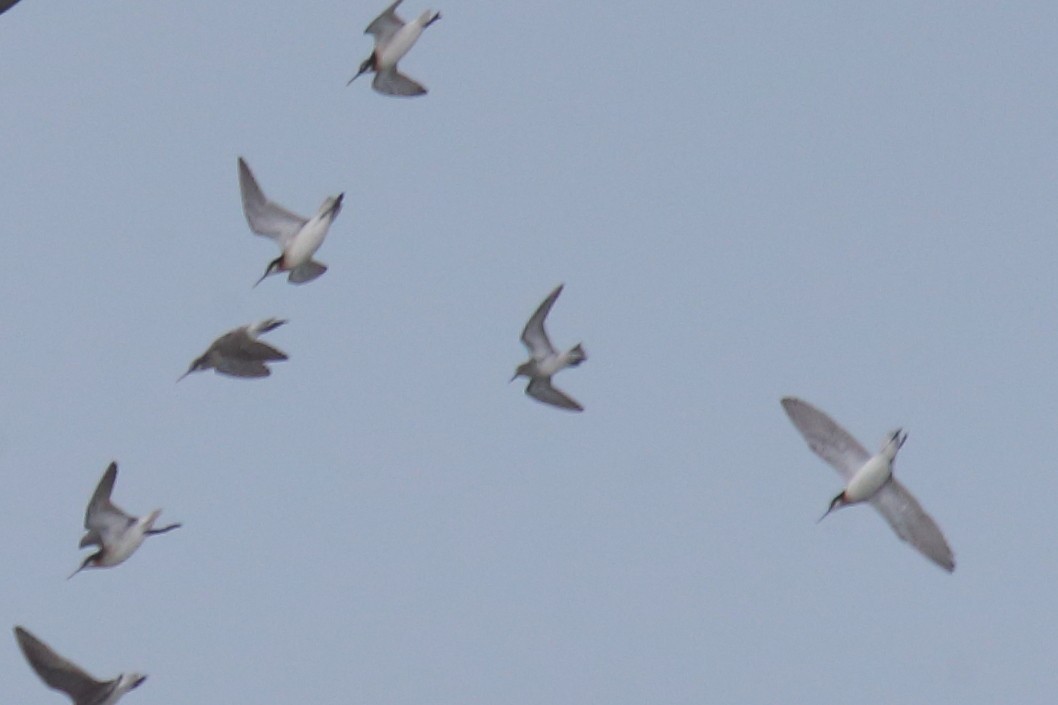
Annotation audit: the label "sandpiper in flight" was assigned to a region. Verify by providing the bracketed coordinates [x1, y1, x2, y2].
[180, 318, 288, 380]
[69, 462, 181, 579]
[238, 157, 343, 286]
[512, 284, 587, 412]
[781, 397, 955, 572]
[347, 0, 441, 96]
[14, 626, 147, 705]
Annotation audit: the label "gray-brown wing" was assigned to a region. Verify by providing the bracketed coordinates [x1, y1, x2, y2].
[237, 157, 308, 247]
[520, 284, 562, 360]
[0, 1, 23, 16]
[781, 397, 870, 481]
[365, 0, 405, 42]
[526, 378, 583, 412]
[870, 479, 955, 572]
[14, 627, 112, 705]
[215, 358, 272, 378]
[83, 463, 133, 541]
[372, 69, 427, 97]
[237, 338, 287, 362]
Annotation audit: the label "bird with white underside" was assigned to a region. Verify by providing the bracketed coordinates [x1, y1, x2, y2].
[781, 397, 955, 572]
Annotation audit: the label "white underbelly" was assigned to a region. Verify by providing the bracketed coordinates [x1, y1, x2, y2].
[378, 23, 423, 69]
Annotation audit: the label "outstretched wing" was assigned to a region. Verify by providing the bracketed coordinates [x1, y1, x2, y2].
[14, 627, 111, 704]
[870, 479, 955, 572]
[526, 378, 583, 412]
[237, 158, 308, 247]
[84, 463, 134, 542]
[372, 68, 427, 97]
[365, 0, 405, 43]
[520, 285, 563, 360]
[781, 397, 870, 481]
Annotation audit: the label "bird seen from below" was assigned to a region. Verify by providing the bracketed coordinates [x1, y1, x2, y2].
[512, 284, 587, 412]
[347, 0, 441, 96]
[238, 157, 343, 287]
[69, 462, 181, 579]
[781, 397, 955, 572]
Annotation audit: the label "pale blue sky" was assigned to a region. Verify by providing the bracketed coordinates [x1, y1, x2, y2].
[2, 2, 1057, 704]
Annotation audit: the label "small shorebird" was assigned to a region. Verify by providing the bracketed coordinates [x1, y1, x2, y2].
[14, 626, 147, 705]
[69, 462, 181, 579]
[512, 284, 587, 412]
[238, 157, 343, 286]
[180, 318, 288, 380]
[347, 0, 440, 96]
[781, 397, 955, 572]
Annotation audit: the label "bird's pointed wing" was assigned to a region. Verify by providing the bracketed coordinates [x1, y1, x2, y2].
[246, 318, 286, 337]
[237, 158, 308, 247]
[365, 0, 405, 42]
[520, 285, 562, 360]
[372, 68, 427, 97]
[0, 1, 23, 17]
[238, 338, 288, 362]
[14, 627, 112, 704]
[84, 463, 133, 536]
[215, 358, 272, 378]
[287, 260, 328, 283]
[870, 479, 955, 572]
[526, 378, 583, 412]
[781, 397, 870, 481]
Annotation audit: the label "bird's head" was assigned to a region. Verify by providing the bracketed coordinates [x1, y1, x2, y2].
[254, 257, 284, 287]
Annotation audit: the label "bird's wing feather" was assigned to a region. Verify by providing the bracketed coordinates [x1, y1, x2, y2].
[14, 627, 110, 703]
[520, 285, 562, 359]
[870, 479, 955, 572]
[365, 0, 405, 42]
[526, 378, 583, 412]
[238, 339, 288, 362]
[238, 158, 308, 246]
[215, 358, 272, 378]
[781, 397, 870, 481]
[84, 463, 134, 535]
[372, 68, 427, 97]
[287, 260, 328, 283]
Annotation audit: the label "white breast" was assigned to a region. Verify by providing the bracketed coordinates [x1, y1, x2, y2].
[844, 454, 892, 502]
[378, 22, 424, 69]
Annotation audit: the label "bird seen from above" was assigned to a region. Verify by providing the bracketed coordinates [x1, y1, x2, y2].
[14, 626, 147, 705]
[238, 157, 343, 287]
[180, 318, 288, 380]
[781, 397, 955, 572]
[512, 284, 587, 412]
[69, 462, 181, 579]
[347, 0, 441, 96]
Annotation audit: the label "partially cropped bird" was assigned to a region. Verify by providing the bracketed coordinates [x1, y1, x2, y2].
[14, 626, 147, 705]
[512, 284, 587, 412]
[238, 157, 343, 286]
[347, 0, 441, 96]
[69, 462, 181, 579]
[781, 397, 955, 572]
[180, 318, 288, 380]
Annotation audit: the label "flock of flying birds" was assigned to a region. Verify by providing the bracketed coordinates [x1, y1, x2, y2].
[6, 0, 957, 702]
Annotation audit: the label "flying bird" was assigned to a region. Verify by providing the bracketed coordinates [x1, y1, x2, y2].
[347, 0, 441, 96]
[238, 157, 343, 286]
[512, 284, 587, 411]
[781, 397, 955, 572]
[69, 462, 181, 579]
[180, 318, 288, 380]
[14, 626, 147, 705]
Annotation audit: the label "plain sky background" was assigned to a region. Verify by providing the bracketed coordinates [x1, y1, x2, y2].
[1, 1, 1057, 703]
